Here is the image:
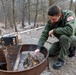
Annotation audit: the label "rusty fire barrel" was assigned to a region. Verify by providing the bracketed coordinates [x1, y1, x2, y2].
[0, 44, 49, 75]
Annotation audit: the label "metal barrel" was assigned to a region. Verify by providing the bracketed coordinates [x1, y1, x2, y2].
[0, 44, 49, 75]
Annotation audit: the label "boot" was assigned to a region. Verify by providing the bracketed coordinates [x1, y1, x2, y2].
[53, 58, 64, 69]
[68, 46, 75, 58]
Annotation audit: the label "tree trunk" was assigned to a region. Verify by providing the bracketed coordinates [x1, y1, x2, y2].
[28, 0, 31, 25]
[69, 0, 73, 10]
[34, 0, 39, 27]
[75, 9, 76, 16]
[49, 0, 53, 6]
[22, 0, 26, 28]
[74, 2, 76, 16]
[1, 0, 8, 29]
[12, 0, 17, 32]
[41, 0, 45, 25]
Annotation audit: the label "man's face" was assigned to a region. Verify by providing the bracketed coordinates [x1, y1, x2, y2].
[49, 13, 61, 23]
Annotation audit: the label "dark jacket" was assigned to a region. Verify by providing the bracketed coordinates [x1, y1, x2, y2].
[38, 10, 76, 50]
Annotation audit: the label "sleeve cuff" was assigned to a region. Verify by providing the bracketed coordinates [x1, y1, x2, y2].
[53, 29, 56, 34]
[37, 46, 43, 50]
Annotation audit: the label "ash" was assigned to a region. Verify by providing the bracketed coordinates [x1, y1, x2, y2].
[17, 51, 44, 71]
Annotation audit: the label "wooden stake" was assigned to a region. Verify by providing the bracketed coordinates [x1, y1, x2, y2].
[3, 47, 11, 71]
[13, 45, 22, 71]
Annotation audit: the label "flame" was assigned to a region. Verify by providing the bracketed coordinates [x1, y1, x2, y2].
[33, 60, 37, 65]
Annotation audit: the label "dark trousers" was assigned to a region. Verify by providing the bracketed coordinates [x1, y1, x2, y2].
[49, 35, 76, 61]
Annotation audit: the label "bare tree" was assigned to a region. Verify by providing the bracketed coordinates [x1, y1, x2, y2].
[7, 0, 13, 28]
[22, 0, 26, 27]
[41, 0, 46, 25]
[49, 0, 54, 6]
[0, 0, 49, 30]
[69, 0, 73, 10]
[1, 0, 8, 29]
[27, 0, 31, 25]
[12, 0, 17, 32]
[34, 0, 39, 26]
[74, 0, 76, 16]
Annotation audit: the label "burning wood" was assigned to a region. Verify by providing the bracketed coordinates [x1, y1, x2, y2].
[17, 51, 44, 71]
[24, 52, 39, 68]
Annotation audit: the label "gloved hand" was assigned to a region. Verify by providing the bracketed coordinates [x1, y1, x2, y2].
[34, 49, 40, 56]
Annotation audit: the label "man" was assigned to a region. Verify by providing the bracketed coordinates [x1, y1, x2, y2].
[34, 5, 76, 69]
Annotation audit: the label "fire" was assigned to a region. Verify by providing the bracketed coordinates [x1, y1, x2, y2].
[33, 60, 37, 65]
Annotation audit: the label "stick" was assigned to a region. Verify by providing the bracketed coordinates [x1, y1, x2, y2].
[13, 45, 22, 71]
[3, 47, 11, 71]
[0, 26, 44, 37]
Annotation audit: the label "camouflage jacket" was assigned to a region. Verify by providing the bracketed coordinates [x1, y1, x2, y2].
[38, 10, 76, 50]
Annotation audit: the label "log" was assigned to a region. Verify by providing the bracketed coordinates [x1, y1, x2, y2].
[0, 26, 44, 37]
[13, 55, 21, 71]
[13, 45, 22, 71]
[3, 47, 11, 71]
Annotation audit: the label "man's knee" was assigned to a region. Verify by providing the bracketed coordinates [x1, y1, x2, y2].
[59, 35, 71, 50]
[59, 35, 70, 41]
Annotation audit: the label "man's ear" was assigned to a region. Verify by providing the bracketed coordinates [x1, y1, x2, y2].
[59, 13, 62, 17]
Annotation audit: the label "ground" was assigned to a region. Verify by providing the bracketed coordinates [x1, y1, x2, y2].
[1, 27, 76, 75]
[18, 27, 76, 75]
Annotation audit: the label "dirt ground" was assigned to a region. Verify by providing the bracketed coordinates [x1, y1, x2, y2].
[19, 28, 76, 75]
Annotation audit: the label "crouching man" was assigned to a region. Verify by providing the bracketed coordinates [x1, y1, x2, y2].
[34, 5, 76, 69]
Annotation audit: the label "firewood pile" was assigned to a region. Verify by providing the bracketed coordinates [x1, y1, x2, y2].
[17, 51, 44, 71]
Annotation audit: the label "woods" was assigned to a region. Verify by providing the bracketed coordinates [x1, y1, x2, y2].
[0, 0, 76, 32]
